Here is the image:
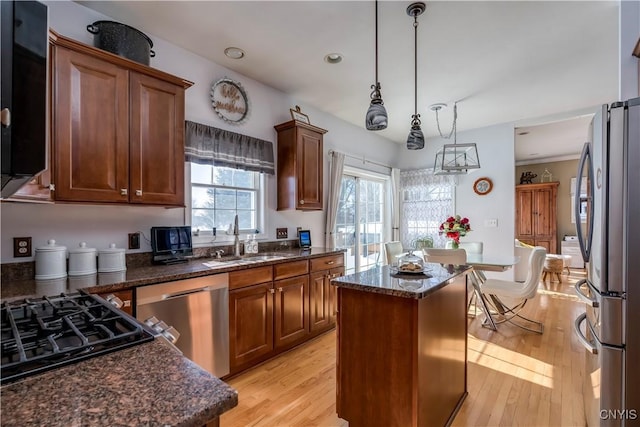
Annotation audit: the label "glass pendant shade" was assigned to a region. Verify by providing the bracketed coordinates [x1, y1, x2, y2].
[407, 125, 425, 150]
[366, 94, 388, 131]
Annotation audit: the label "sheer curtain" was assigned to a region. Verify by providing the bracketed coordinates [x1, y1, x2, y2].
[390, 168, 401, 241]
[325, 151, 345, 248]
[400, 169, 457, 249]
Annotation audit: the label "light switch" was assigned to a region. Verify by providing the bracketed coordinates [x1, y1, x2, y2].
[484, 219, 498, 228]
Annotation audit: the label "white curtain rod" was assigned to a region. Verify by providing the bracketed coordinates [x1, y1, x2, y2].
[328, 149, 391, 170]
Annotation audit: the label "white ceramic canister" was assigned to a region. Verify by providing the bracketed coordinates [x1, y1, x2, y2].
[98, 243, 126, 272]
[35, 240, 67, 280]
[68, 242, 97, 276]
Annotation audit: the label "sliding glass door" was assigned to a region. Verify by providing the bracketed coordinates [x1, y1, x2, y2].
[335, 172, 387, 275]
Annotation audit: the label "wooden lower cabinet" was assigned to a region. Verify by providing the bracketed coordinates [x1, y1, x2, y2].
[274, 275, 310, 349]
[229, 283, 274, 372]
[309, 266, 343, 333]
[228, 255, 344, 376]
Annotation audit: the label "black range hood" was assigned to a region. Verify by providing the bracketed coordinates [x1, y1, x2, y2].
[1, 1, 48, 199]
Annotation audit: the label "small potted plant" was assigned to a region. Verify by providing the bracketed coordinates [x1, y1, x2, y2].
[412, 236, 434, 251]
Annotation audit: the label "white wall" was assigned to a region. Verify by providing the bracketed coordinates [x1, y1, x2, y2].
[0, 0, 400, 263]
[397, 123, 516, 279]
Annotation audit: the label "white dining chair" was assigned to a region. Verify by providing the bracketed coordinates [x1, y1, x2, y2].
[514, 240, 534, 283]
[445, 241, 483, 254]
[384, 241, 404, 265]
[423, 248, 467, 265]
[480, 246, 547, 334]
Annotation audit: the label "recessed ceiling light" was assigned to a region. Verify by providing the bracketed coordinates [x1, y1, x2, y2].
[324, 53, 343, 64]
[224, 47, 245, 59]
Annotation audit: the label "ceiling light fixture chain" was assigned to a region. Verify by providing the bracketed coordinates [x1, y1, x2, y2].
[434, 102, 458, 141]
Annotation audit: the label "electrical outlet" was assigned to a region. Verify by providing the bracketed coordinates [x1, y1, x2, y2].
[128, 233, 140, 249]
[13, 237, 32, 258]
[276, 228, 288, 239]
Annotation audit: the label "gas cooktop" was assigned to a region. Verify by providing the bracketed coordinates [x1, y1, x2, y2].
[1, 293, 154, 384]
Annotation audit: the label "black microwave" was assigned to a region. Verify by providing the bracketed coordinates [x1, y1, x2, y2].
[151, 226, 193, 265]
[1, 1, 48, 199]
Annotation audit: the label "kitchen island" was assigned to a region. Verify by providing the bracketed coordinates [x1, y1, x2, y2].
[331, 264, 471, 427]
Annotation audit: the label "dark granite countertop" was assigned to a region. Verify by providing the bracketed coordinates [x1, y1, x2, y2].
[331, 263, 471, 299]
[1, 247, 346, 299]
[1, 338, 238, 426]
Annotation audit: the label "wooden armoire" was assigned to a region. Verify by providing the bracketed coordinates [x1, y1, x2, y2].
[515, 182, 559, 254]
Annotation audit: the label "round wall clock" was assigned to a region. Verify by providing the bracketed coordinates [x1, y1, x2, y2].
[210, 78, 249, 124]
[473, 177, 493, 195]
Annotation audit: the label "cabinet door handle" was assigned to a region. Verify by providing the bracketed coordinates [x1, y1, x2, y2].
[300, 200, 305, 205]
[135, 189, 143, 196]
[121, 189, 128, 196]
[269, 288, 275, 294]
[278, 287, 283, 292]
[1, 108, 10, 128]
[326, 261, 335, 265]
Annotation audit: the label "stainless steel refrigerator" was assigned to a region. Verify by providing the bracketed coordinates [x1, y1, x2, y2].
[574, 97, 640, 427]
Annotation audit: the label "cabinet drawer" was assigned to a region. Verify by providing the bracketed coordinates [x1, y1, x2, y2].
[229, 266, 273, 290]
[274, 260, 309, 280]
[310, 254, 344, 272]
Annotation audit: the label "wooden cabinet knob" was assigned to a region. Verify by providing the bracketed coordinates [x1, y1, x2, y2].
[278, 287, 283, 292]
[300, 200, 305, 205]
[135, 189, 143, 196]
[269, 288, 275, 294]
[120, 189, 128, 195]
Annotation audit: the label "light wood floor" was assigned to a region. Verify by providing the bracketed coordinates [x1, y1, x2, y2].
[221, 271, 587, 427]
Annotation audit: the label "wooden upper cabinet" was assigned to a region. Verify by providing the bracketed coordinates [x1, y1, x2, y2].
[515, 182, 559, 253]
[53, 46, 130, 203]
[274, 120, 327, 210]
[129, 72, 184, 205]
[49, 31, 192, 206]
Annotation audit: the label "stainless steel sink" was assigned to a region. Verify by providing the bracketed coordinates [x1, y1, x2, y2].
[203, 253, 288, 268]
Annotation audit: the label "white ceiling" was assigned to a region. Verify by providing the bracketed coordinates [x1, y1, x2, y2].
[77, 1, 619, 162]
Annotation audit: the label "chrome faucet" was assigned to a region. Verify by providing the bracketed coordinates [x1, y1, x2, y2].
[233, 214, 241, 256]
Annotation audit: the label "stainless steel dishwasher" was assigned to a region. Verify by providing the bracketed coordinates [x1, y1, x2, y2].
[136, 274, 229, 377]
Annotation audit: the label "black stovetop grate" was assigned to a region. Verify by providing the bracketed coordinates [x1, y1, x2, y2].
[1, 293, 153, 384]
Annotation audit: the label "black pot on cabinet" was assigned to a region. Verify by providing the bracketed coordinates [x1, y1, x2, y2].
[86, 20, 155, 65]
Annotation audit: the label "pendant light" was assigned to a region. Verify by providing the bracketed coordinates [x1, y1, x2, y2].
[406, 2, 426, 150]
[431, 102, 481, 175]
[365, 0, 388, 131]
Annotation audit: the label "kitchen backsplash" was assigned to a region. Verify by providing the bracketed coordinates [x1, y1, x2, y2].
[1, 239, 300, 282]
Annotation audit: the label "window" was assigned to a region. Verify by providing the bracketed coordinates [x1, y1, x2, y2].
[335, 169, 388, 274]
[400, 170, 455, 248]
[190, 164, 262, 236]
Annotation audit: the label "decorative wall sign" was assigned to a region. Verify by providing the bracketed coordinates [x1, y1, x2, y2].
[289, 105, 310, 124]
[210, 78, 249, 124]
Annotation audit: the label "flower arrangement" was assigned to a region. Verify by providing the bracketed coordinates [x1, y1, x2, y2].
[439, 215, 471, 248]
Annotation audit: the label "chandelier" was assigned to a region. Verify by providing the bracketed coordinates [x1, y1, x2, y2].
[431, 103, 481, 174]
